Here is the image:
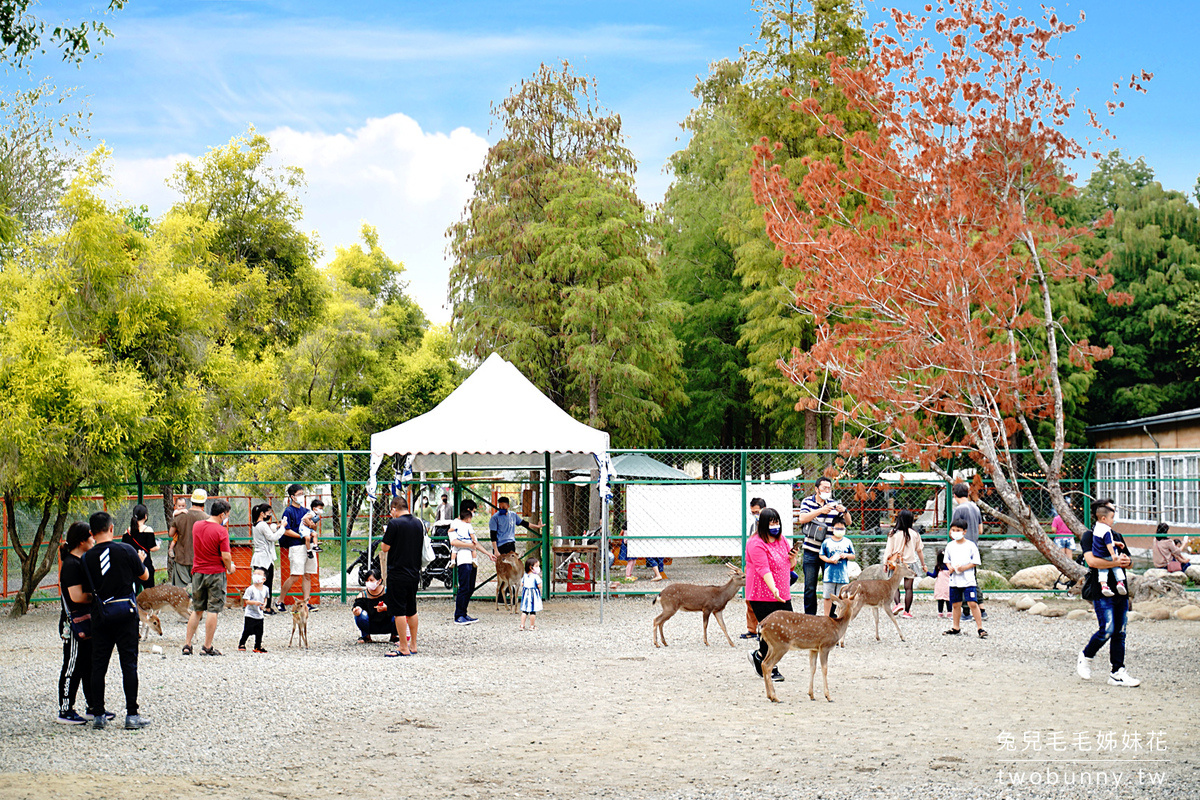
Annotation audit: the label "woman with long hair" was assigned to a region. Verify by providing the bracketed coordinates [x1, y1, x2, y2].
[251, 503, 286, 613]
[745, 508, 797, 683]
[56, 522, 99, 724]
[122, 503, 159, 591]
[883, 508, 925, 617]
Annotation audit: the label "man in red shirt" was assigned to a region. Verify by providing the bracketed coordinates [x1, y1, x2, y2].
[183, 499, 236, 656]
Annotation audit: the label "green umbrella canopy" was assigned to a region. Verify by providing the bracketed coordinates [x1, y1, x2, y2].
[573, 452, 692, 480]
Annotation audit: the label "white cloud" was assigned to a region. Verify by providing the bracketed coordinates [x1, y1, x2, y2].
[110, 113, 490, 324]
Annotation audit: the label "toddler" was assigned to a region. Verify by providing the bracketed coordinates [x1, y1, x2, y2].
[303, 498, 325, 558]
[928, 549, 951, 617]
[519, 558, 543, 630]
[238, 567, 269, 652]
[819, 517, 855, 617]
[1091, 503, 1127, 597]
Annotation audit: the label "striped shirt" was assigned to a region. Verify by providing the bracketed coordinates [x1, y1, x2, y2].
[799, 494, 840, 553]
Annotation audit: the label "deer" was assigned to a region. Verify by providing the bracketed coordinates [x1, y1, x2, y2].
[495, 551, 522, 613]
[758, 596, 854, 703]
[652, 563, 745, 648]
[289, 600, 309, 649]
[135, 584, 191, 639]
[837, 555, 916, 645]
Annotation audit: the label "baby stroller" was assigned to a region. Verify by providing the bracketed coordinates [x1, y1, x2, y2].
[421, 520, 454, 590]
[347, 540, 382, 587]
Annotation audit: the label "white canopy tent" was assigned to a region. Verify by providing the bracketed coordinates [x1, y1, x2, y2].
[366, 353, 614, 613]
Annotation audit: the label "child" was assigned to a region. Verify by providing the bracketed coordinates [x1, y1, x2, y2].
[928, 549, 951, 618]
[1091, 503, 1127, 597]
[238, 567, 269, 652]
[303, 498, 325, 558]
[819, 517, 855, 617]
[519, 558, 543, 630]
[943, 516, 986, 638]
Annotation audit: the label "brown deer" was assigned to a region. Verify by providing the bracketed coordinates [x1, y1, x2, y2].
[495, 552, 522, 613]
[289, 601, 309, 649]
[136, 584, 191, 638]
[838, 556, 915, 645]
[758, 596, 854, 703]
[652, 563, 745, 648]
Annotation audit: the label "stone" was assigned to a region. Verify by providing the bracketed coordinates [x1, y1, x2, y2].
[1144, 568, 1189, 585]
[1185, 565, 1200, 584]
[976, 569, 1011, 589]
[1126, 611, 1143, 622]
[1026, 601, 1048, 616]
[1040, 607, 1067, 617]
[1173, 605, 1200, 621]
[1009, 564, 1062, 590]
[916, 577, 936, 591]
[1011, 596, 1036, 611]
[1066, 609, 1092, 621]
[845, 562, 862, 581]
[1130, 575, 1186, 603]
[1139, 604, 1171, 621]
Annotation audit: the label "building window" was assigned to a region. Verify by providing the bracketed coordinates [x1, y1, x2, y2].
[1097, 456, 1165, 523]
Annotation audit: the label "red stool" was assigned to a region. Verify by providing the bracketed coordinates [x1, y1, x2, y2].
[566, 562, 593, 592]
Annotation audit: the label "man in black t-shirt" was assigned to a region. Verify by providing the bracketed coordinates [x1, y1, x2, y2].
[83, 511, 150, 730]
[1076, 499, 1140, 688]
[380, 496, 424, 657]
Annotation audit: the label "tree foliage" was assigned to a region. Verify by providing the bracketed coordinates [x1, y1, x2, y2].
[448, 61, 683, 445]
[749, 0, 1149, 575]
[0, 0, 126, 68]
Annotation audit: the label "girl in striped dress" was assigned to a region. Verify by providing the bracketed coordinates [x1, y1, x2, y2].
[519, 558, 543, 630]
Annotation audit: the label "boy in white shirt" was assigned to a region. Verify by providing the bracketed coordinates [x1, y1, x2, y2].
[448, 500, 496, 625]
[943, 516, 987, 639]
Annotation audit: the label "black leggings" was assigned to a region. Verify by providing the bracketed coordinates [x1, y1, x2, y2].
[937, 600, 949, 613]
[58, 634, 96, 715]
[239, 617, 263, 649]
[749, 600, 794, 658]
[262, 564, 275, 609]
[893, 578, 915, 612]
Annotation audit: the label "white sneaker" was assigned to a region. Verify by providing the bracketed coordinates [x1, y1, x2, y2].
[1108, 668, 1141, 687]
[1076, 651, 1093, 680]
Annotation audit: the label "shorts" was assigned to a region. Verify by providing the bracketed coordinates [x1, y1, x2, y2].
[949, 585, 979, 604]
[823, 581, 846, 600]
[191, 572, 227, 613]
[386, 579, 418, 618]
[288, 545, 319, 575]
[495, 541, 516, 555]
[169, 561, 193, 588]
[1055, 537, 1074, 550]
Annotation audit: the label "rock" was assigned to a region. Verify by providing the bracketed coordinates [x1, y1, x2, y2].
[991, 538, 1036, 550]
[1011, 596, 1036, 611]
[1126, 611, 1143, 622]
[1139, 604, 1171, 621]
[1143, 568, 1189, 585]
[1040, 607, 1067, 618]
[916, 577, 936, 591]
[1173, 605, 1200, 621]
[976, 569, 1011, 590]
[1026, 601, 1048, 616]
[845, 562, 862, 581]
[1010, 564, 1062, 590]
[1130, 575, 1187, 603]
[1186, 565, 1200, 583]
[1066, 609, 1092, 621]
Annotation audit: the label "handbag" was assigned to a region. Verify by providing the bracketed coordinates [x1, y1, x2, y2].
[61, 594, 92, 641]
[1167, 560, 1184, 573]
[420, 534, 435, 569]
[802, 521, 827, 544]
[1080, 568, 1101, 602]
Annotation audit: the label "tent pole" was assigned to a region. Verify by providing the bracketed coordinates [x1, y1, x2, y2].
[600, 491, 608, 623]
[543, 452, 551, 599]
[451, 454, 459, 518]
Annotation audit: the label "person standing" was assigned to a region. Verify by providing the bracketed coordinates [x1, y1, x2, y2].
[488, 496, 543, 555]
[279, 484, 319, 612]
[167, 489, 208, 588]
[796, 477, 851, 615]
[883, 509, 926, 617]
[448, 500, 495, 625]
[237, 567, 269, 653]
[741, 497, 767, 639]
[745, 508, 796, 683]
[183, 500, 236, 657]
[122, 504, 159, 592]
[83, 511, 150, 730]
[56, 522, 98, 725]
[951, 483, 986, 620]
[251, 503, 285, 613]
[1077, 499, 1139, 686]
[435, 493, 453, 523]
[943, 515, 986, 639]
[380, 496, 424, 656]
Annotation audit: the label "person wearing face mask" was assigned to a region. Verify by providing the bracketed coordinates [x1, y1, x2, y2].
[820, 517, 856, 617]
[741, 498, 767, 640]
[250, 503, 285, 614]
[183, 499, 237, 656]
[351, 569, 398, 644]
[56, 522, 99, 725]
[796, 477, 851, 615]
[951, 482, 987, 621]
[745, 508, 798, 683]
[942, 515, 986, 639]
[238, 567, 270, 652]
[488, 496, 543, 556]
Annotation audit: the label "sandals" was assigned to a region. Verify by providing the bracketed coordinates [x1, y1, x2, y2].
[200, 646, 224, 656]
[355, 637, 371, 644]
[384, 649, 411, 658]
[978, 629, 989, 639]
[181, 644, 193, 656]
[942, 628, 962, 636]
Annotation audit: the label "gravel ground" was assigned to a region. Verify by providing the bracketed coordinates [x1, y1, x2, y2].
[1, 582, 1197, 800]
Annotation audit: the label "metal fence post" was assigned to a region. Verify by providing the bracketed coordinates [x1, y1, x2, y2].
[543, 452, 552, 599]
[739, 450, 748, 591]
[338, 453, 348, 602]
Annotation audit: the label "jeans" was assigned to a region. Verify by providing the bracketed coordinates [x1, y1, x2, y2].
[802, 549, 822, 615]
[91, 619, 140, 716]
[455, 563, 477, 619]
[354, 610, 395, 640]
[1083, 594, 1127, 672]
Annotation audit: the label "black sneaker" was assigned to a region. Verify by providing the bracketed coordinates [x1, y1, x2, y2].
[770, 668, 784, 683]
[56, 710, 88, 725]
[85, 710, 115, 721]
[93, 714, 107, 730]
[748, 650, 764, 677]
[307, 604, 319, 612]
[124, 714, 151, 730]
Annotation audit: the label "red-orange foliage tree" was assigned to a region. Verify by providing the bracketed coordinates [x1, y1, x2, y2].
[749, 0, 1149, 575]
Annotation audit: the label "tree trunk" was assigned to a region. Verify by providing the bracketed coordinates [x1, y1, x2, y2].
[8, 486, 74, 618]
[821, 413, 833, 450]
[804, 409, 818, 449]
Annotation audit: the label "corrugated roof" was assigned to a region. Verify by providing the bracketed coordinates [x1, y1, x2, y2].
[1086, 407, 1200, 435]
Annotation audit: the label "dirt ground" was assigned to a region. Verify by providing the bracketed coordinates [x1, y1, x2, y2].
[1, 592, 1197, 800]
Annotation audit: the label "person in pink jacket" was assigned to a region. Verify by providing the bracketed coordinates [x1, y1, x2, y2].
[745, 508, 798, 683]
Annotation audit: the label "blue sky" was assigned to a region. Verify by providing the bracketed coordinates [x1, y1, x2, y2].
[33, 1, 1200, 321]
